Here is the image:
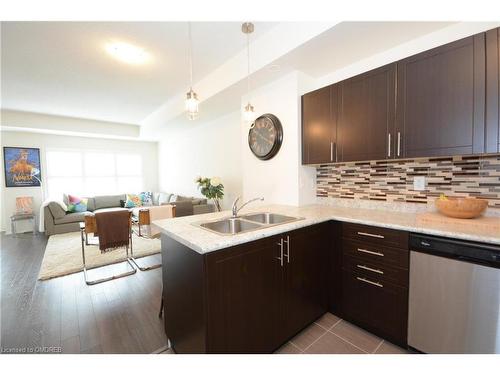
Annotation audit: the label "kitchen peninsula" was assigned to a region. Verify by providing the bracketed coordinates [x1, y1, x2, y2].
[155, 203, 500, 353]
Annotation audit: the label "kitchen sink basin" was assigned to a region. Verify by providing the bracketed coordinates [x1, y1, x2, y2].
[196, 212, 303, 236]
[242, 212, 298, 225]
[199, 218, 263, 235]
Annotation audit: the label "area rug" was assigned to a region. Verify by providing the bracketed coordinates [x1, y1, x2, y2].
[38, 231, 161, 280]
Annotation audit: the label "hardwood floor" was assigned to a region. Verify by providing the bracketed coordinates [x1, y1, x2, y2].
[0, 232, 166, 354]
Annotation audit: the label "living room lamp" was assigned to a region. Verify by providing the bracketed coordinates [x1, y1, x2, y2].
[30, 167, 45, 202]
[242, 22, 255, 124]
[185, 22, 199, 120]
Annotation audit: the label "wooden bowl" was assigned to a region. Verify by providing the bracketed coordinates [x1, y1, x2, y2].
[435, 197, 488, 219]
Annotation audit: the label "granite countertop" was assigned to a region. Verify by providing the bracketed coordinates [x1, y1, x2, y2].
[152, 203, 500, 254]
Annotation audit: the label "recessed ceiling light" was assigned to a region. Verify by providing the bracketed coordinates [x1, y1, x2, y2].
[104, 41, 151, 65]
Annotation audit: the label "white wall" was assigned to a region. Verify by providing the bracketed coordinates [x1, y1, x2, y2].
[0, 131, 158, 233]
[157, 111, 242, 209]
[241, 71, 317, 207]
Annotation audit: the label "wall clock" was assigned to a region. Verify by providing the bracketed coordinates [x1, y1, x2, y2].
[248, 113, 283, 160]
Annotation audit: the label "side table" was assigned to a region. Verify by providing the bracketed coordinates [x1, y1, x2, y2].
[10, 213, 37, 236]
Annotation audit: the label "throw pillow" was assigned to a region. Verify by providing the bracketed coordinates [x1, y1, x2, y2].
[125, 193, 142, 208]
[140, 191, 153, 206]
[171, 195, 190, 202]
[158, 192, 172, 205]
[67, 195, 88, 213]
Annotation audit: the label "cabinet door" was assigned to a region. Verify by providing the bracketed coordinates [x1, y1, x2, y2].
[486, 28, 500, 153]
[329, 221, 343, 316]
[396, 34, 486, 157]
[282, 224, 329, 338]
[302, 85, 337, 164]
[338, 63, 396, 162]
[341, 270, 408, 347]
[205, 237, 283, 353]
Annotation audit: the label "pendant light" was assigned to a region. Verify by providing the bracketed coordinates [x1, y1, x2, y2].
[242, 22, 255, 123]
[185, 22, 199, 120]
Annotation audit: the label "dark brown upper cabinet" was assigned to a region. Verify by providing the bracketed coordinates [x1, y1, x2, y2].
[302, 85, 338, 164]
[486, 27, 500, 153]
[396, 34, 486, 158]
[301, 27, 500, 164]
[338, 63, 396, 162]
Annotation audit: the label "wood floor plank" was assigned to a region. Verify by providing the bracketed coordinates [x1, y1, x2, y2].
[41, 277, 63, 349]
[62, 335, 81, 354]
[75, 280, 101, 352]
[1, 233, 166, 354]
[61, 273, 80, 342]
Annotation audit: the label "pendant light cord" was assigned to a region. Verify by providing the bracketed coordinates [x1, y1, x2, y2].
[246, 29, 250, 100]
[188, 22, 193, 89]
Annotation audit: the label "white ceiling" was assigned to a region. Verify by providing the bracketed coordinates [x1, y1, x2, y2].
[155, 22, 458, 132]
[274, 22, 455, 78]
[1, 21, 473, 132]
[0, 21, 277, 124]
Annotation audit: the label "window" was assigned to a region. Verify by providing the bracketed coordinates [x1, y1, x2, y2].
[46, 149, 143, 199]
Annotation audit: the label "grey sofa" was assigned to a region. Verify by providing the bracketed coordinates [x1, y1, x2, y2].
[44, 193, 214, 236]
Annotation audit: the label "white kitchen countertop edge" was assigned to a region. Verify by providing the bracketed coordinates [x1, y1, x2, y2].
[153, 204, 500, 254]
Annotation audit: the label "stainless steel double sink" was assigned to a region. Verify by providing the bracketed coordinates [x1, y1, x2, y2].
[196, 212, 303, 235]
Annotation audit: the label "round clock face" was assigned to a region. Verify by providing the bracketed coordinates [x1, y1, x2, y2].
[248, 114, 283, 160]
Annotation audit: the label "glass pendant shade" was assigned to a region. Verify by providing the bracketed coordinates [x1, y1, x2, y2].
[185, 88, 199, 120]
[243, 102, 255, 123]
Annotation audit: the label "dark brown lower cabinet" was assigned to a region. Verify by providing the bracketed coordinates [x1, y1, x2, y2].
[329, 221, 342, 315]
[162, 222, 330, 354]
[282, 224, 329, 339]
[336, 222, 409, 347]
[162, 221, 409, 353]
[205, 236, 283, 353]
[341, 270, 408, 347]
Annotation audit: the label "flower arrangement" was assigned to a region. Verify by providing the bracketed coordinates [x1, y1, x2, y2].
[195, 176, 224, 212]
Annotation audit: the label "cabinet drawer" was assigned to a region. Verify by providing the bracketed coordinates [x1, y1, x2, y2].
[343, 239, 409, 269]
[342, 222, 408, 249]
[342, 254, 408, 287]
[341, 270, 408, 346]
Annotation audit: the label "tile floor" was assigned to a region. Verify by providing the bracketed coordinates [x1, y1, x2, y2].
[158, 312, 410, 354]
[276, 313, 409, 354]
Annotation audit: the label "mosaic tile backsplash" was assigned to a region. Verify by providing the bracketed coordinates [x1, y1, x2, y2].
[316, 154, 500, 208]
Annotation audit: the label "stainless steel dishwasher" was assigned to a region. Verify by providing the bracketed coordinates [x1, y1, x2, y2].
[408, 233, 500, 354]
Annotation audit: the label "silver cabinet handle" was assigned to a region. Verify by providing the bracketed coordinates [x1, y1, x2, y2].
[420, 241, 431, 247]
[356, 277, 383, 288]
[276, 238, 284, 267]
[397, 132, 401, 157]
[335, 142, 338, 162]
[357, 231, 385, 239]
[357, 264, 384, 274]
[357, 248, 384, 257]
[283, 235, 290, 263]
[330, 142, 333, 162]
[387, 133, 391, 157]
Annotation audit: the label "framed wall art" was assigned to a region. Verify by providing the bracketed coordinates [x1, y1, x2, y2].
[3, 147, 42, 187]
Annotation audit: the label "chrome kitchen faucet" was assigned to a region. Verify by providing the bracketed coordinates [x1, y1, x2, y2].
[231, 196, 264, 218]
